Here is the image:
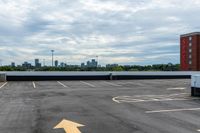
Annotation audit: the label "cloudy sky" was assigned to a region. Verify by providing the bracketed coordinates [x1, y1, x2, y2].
[0, 0, 199, 66]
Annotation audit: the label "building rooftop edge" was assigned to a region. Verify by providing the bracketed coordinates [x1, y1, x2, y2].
[181, 32, 200, 37]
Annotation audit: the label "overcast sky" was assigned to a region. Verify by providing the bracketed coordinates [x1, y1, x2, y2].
[0, 0, 199, 66]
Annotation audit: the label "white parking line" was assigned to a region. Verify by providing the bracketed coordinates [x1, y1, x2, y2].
[112, 97, 198, 103]
[146, 108, 200, 113]
[197, 129, 200, 132]
[80, 81, 95, 87]
[112, 97, 121, 103]
[112, 93, 193, 103]
[57, 81, 69, 88]
[167, 87, 186, 90]
[32, 82, 36, 88]
[0, 82, 7, 89]
[103, 81, 121, 87]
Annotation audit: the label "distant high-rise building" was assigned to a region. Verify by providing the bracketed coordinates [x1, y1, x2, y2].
[87, 61, 91, 67]
[22, 62, 32, 68]
[180, 32, 200, 71]
[35, 59, 39, 66]
[55, 60, 58, 67]
[106, 64, 118, 68]
[35, 59, 41, 68]
[60, 62, 67, 67]
[91, 59, 98, 67]
[81, 63, 85, 67]
[11, 62, 15, 67]
[86, 59, 98, 67]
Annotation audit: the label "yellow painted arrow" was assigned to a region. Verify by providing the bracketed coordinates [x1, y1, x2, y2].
[54, 119, 85, 133]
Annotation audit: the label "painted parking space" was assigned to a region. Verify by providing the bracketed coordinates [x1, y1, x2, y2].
[59, 80, 123, 89]
[112, 93, 199, 103]
[57, 81, 70, 88]
[110, 79, 200, 133]
[34, 81, 62, 87]
[112, 94, 200, 133]
[80, 81, 96, 88]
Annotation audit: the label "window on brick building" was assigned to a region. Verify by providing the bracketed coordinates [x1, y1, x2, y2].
[189, 36, 192, 41]
[189, 48, 192, 53]
[189, 42, 192, 47]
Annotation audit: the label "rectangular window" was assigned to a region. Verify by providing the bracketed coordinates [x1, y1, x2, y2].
[189, 48, 192, 53]
[189, 54, 192, 59]
[189, 42, 192, 47]
[189, 36, 192, 41]
[189, 60, 192, 65]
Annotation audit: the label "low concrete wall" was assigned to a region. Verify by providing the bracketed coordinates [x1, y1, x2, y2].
[1, 71, 196, 81]
[7, 75, 110, 81]
[0, 73, 6, 82]
[6, 74, 191, 81]
[112, 75, 190, 80]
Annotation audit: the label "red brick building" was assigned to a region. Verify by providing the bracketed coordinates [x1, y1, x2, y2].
[180, 32, 200, 71]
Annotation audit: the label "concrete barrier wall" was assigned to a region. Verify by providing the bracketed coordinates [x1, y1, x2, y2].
[6, 74, 191, 81]
[3, 71, 200, 76]
[1, 71, 196, 81]
[7, 75, 110, 81]
[0, 73, 6, 82]
[112, 75, 191, 80]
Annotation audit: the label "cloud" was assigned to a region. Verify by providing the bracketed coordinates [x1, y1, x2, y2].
[0, 0, 199, 66]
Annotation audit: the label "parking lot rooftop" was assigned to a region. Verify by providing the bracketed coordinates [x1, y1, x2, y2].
[0, 79, 199, 133]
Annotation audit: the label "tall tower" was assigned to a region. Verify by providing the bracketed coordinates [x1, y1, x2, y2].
[35, 59, 41, 68]
[180, 32, 200, 71]
[35, 59, 39, 66]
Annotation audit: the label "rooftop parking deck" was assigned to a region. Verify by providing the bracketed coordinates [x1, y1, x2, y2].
[0, 79, 199, 133]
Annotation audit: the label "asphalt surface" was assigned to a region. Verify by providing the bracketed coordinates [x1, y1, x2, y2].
[0, 79, 200, 133]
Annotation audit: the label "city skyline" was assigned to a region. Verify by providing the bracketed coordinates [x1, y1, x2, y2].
[5, 58, 100, 67]
[0, 0, 200, 65]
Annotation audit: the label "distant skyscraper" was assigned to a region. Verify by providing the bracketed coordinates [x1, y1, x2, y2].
[22, 62, 32, 68]
[86, 59, 97, 67]
[11, 62, 15, 67]
[91, 59, 97, 67]
[55, 60, 58, 67]
[87, 61, 91, 67]
[35, 59, 41, 68]
[35, 59, 39, 66]
[60, 62, 67, 67]
[106, 64, 119, 68]
[81, 63, 85, 67]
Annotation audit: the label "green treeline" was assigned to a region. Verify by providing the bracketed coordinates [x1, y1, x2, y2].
[0, 64, 180, 71]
